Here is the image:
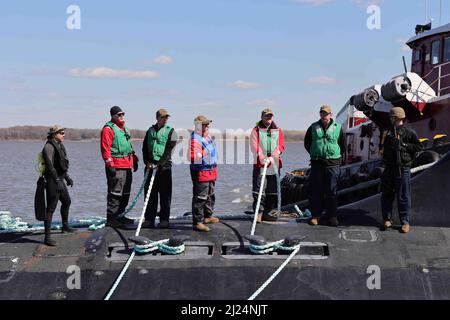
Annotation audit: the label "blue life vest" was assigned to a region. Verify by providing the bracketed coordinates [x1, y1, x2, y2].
[190, 132, 218, 171]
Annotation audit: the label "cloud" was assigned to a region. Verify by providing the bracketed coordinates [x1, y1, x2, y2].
[230, 80, 262, 89]
[246, 99, 277, 107]
[69, 67, 160, 79]
[192, 101, 223, 108]
[306, 76, 337, 85]
[153, 55, 174, 65]
[290, 0, 334, 6]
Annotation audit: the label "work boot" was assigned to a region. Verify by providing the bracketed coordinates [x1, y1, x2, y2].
[44, 221, 56, 246]
[400, 224, 410, 234]
[328, 217, 339, 227]
[44, 235, 56, 247]
[106, 217, 126, 229]
[204, 216, 220, 224]
[193, 223, 210, 232]
[61, 222, 76, 233]
[159, 220, 170, 229]
[118, 216, 135, 224]
[309, 218, 319, 226]
[262, 213, 278, 222]
[382, 220, 392, 231]
[141, 220, 155, 229]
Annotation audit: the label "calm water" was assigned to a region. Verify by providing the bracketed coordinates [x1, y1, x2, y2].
[0, 141, 309, 221]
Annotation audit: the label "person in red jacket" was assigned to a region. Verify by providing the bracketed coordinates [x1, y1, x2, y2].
[250, 108, 285, 222]
[189, 115, 219, 232]
[100, 106, 139, 228]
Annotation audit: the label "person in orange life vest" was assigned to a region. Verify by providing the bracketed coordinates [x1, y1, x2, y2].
[100, 106, 139, 229]
[189, 115, 219, 232]
[250, 108, 285, 222]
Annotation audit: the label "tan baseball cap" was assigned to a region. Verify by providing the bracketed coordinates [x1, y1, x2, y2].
[156, 108, 170, 118]
[194, 115, 212, 125]
[320, 105, 332, 114]
[261, 108, 274, 116]
[390, 107, 406, 119]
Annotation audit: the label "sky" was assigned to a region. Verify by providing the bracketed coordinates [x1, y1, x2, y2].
[0, 0, 448, 131]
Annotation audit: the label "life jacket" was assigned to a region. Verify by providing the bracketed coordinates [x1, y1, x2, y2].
[146, 125, 172, 162]
[43, 139, 69, 176]
[310, 120, 342, 160]
[104, 121, 133, 158]
[257, 127, 280, 156]
[190, 132, 218, 171]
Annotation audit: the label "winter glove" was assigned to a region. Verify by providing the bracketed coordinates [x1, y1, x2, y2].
[65, 175, 74, 188]
[133, 154, 139, 172]
[107, 167, 116, 178]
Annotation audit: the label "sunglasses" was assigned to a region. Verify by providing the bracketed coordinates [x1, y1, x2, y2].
[116, 113, 125, 117]
[58, 131, 66, 135]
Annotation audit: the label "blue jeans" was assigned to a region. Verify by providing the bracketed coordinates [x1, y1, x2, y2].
[309, 165, 340, 218]
[381, 167, 411, 225]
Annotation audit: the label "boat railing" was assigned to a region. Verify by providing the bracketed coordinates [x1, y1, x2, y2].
[423, 61, 450, 96]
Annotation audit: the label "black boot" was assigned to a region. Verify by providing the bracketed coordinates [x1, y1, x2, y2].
[61, 221, 76, 233]
[61, 209, 75, 233]
[44, 221, 56, 247]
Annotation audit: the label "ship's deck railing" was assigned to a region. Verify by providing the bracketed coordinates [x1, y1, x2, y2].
[423, 61, 450, 96]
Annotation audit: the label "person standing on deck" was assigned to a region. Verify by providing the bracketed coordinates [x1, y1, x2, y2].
[304, 105, 345, 227]
[141, 108, 178, 229]
[380, 107, 422, 234]
[41, 125, 74, 246]
[101, 106, 139, 229]
[250, 108, 285, 222]
[189, 115, 219, 232]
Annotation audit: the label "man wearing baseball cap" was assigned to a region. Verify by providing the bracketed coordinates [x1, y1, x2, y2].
[304, 105, 345, 227]
[189, 115, 219, 232]
[101, 106, 139, 229]
[250, 108, 285, 222]
[141, 108, 178, 229]
[380, 106, 422, 233]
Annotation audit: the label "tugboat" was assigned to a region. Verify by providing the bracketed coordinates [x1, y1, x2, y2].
[1, 23, 450, 301]
[282, 22, 450, 211]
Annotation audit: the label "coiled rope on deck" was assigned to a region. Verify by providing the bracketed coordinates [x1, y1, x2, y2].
[249, 239, 300, 255]
[133, 239, 185, 255]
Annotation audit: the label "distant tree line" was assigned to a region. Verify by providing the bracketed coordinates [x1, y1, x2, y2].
[0, 126, 305, 142]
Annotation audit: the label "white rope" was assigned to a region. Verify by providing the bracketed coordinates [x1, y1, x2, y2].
[411, 160, 438, 174]
[248, 244, 301, 300]
[251, 160, 269, 236]
[104, 168, 157, 301]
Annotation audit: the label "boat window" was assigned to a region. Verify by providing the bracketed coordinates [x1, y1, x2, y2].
[414, 49, 421, 62]
[431, 40, 440, 65]
[445, 37, 450, 62]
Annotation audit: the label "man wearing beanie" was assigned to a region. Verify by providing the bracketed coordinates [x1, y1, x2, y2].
[380, 106, 422, 234]
[101, 106, 139, 228]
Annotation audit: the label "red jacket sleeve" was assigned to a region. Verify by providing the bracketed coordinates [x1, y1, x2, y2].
[101, 127, 114, 163]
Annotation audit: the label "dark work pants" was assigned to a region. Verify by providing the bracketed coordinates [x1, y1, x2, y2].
[252, 167, 278, 215]
[381, 167, 411, 225]
[309, 165, 340, 218]
[45, 175, 71, 225]
[144, 167, 172, 223]
[106, 168, 132, 219]
[191, 171, 216, 225]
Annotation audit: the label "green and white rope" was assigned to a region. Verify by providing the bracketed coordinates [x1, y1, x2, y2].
[249, 239, 299, 255]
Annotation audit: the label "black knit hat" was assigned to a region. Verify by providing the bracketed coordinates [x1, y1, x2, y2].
[110, 106, 123, 116]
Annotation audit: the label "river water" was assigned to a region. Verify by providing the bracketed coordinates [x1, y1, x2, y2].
[0, 141, 309, 221]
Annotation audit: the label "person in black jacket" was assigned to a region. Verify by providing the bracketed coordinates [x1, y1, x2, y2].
[381, 107, 423, 233]
[42, 125, 74, 246]
[141, 109, 178, 229]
